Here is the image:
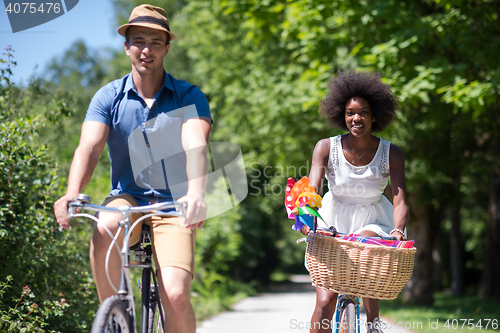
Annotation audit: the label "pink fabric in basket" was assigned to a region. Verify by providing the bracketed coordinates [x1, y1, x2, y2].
[337, 233, 415, 249]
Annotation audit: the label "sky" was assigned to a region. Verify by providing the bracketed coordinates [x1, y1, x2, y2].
[0, 0, 124, 85]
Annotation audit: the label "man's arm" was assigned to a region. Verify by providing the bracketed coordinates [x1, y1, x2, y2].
[54, 121, 110, 229]
[178, 117, 212, 229]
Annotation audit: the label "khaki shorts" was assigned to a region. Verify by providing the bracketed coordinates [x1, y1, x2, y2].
[101, 193, 196, 275]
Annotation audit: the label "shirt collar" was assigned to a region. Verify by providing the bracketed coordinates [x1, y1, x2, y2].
[162, 72, 175, 92]
[123, 71, 174, 94]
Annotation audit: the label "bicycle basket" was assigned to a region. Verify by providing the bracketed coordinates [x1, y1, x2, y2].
[305, 233, 416, 300]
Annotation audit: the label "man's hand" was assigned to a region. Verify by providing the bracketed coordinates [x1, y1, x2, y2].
[178, 192, 207, 230]
[54, 194, 77, 230]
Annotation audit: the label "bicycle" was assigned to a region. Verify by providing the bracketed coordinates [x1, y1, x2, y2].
[67, 193, 187, 333]
[303, 226, 415, 333]
[333, 294, 359, 333]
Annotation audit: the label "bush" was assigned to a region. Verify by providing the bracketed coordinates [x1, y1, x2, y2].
[0, 48, 98, 332]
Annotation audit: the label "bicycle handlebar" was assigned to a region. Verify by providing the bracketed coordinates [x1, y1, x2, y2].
[68, 200, 187, 219]
[64, 194, 188, 296]
[64, 194, 187, 233]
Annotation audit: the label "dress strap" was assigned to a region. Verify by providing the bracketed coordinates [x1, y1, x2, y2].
[331, 136, 340, 170]
[378, 139, 390, 178]
[325, 136, 339, 181]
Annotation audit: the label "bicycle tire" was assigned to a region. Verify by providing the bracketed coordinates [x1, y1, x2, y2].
[150, 267, 166, 332]
[91, 296, 132, 333]
[339, 299, 356, 333]
[148, 300, 159, 333]
[141, 267, 152, 333]
[147, 279, 165, 332]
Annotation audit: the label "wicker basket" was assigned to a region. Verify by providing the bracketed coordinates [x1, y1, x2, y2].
[305, 233, 416, 300]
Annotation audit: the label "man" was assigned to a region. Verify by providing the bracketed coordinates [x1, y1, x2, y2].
[54, 5, 211, 332]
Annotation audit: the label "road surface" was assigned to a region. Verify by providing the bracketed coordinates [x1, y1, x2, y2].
[197, 275, 414, 333]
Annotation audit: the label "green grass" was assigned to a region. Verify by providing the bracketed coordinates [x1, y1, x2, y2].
[380, 292, 500, 332]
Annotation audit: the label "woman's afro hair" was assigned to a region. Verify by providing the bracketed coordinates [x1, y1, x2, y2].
[319, 70, 400, 132]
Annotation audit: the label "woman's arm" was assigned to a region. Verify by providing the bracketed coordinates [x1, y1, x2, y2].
[308, 138, 330, 194]
[389, 143, 409, 240]
[300, 138, 330, 235]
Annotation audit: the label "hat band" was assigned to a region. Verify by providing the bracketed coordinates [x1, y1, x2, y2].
[129, 16, 170, 31]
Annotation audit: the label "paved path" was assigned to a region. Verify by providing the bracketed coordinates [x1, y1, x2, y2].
[197, 275, 413, 333]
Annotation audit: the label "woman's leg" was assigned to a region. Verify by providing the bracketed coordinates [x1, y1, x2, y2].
[310, 288, 338, 333]
[362, 297, 380, 323]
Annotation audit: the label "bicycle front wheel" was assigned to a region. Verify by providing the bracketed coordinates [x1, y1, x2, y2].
[91, 296, 132, 333]
[339, 299, 356, 333]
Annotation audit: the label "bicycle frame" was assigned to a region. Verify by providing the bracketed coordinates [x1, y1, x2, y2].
[68, 195, 187, 332]
[133, 224, 164, 333]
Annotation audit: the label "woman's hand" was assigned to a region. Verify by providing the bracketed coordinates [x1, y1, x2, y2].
[300, 225, 311, 236]
[390, 229, 406, 241]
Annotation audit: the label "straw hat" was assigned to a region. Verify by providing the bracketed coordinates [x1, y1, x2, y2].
[118, 4, 177, 41]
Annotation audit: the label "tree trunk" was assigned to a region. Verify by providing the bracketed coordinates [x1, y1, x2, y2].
[432, 220, 443, 292]
[450, 202, 464, 296]
[403, 190, 435, 305]
[481, 138, 500, 299]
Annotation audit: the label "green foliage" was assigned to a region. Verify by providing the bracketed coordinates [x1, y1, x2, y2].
[167, 0, 500, 299]
[0, 276, 68, 333]
[0, 49, 98, 332]
[190, 175, 256, 320]
[35, 40, 111, 183]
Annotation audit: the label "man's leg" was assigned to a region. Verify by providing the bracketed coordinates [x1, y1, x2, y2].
[157, 267, 195, 333]
[90, 194, 141, 302]
[151, 215, 196, 332]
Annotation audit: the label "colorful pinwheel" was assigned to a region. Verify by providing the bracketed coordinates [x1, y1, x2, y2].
[285, 176, 324, 231]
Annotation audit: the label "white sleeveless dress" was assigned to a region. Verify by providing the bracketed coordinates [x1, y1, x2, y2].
[317, 135, 394, 237]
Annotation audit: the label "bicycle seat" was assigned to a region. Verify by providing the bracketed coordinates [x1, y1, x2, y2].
[130, 224, 152, 251]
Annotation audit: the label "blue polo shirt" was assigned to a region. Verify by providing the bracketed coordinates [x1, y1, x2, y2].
[85, 71, 212, 206]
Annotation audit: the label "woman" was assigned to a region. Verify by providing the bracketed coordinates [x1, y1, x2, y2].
[302, 71, 409, 333]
